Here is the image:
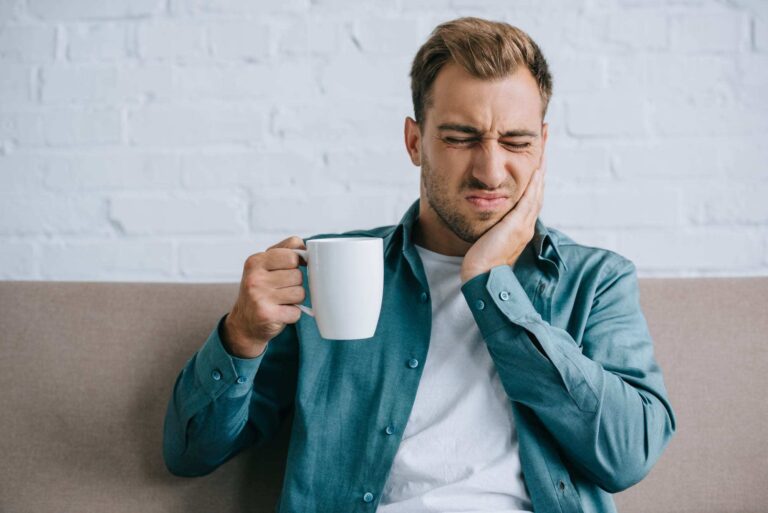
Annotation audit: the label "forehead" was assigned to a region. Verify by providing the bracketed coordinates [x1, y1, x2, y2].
[427, 61, 543, 130]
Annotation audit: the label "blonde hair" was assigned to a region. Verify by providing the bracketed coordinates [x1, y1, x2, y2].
[409, 17, 553, 126]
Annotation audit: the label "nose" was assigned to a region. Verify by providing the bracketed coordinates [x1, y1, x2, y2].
[470, 139, 509, 190]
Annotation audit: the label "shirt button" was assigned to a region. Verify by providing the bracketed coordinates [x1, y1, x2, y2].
[559, 480, 566, 491]
[499, 290, 510, 301]
[363, 492, 374, 503]
[211, 369, 222, 381]
[407, 358, 419, 369]
[236, 376, 247, 384]
[419, 292, 428, 303]
[384, 425, 395, 435]
[475, 299, 485, 310]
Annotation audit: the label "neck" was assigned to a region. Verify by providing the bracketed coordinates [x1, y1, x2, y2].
[412, 205, 472, 257]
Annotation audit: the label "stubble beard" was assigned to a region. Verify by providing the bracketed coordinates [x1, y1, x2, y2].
[421, 154, 502, 244]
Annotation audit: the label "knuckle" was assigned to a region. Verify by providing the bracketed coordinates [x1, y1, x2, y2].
[244, 252, 263, 269]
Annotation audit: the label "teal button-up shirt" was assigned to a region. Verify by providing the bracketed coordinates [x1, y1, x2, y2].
[163, 198, 676, 513]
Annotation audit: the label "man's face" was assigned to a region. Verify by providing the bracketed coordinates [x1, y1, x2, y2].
[405, 62, 548, 246]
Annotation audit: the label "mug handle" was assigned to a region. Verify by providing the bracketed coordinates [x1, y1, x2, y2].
[290, 248, 314, 317]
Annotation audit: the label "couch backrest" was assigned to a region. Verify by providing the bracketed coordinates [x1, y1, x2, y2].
[0, 279, 766, 512]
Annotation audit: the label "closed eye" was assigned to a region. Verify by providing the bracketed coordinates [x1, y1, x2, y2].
[502, 142, 531, 149]
[443, 137, 477, 145]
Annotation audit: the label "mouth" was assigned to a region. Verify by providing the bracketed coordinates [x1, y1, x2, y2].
[466, 195, 508, 210]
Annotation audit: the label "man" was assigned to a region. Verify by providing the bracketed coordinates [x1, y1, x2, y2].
[163, 17, 676, 513]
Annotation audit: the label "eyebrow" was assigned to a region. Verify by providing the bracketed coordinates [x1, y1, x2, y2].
[437, 123, 539, 138]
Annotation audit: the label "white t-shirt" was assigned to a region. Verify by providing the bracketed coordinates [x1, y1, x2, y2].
[376, 244, 533, 513]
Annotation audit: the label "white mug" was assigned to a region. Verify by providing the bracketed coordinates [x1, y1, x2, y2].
[291, 237, 384, 340]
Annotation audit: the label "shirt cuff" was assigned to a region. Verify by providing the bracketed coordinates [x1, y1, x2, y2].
[460, 264, 541, 335]
[193, 314, 265, 399]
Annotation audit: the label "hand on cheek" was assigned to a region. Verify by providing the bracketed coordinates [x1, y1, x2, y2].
[460, 153, 546, 284]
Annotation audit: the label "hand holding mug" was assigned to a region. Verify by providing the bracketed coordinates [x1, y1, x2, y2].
[223, 236, 308, 359]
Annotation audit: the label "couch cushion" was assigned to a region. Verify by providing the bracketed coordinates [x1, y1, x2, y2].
[0, 278, 766, 512]
[0, 281, 288, 513]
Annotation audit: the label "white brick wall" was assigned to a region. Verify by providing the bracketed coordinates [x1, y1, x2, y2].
[1, 0, 767, 282]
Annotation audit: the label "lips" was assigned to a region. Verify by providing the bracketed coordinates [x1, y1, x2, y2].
[466, 195, 508, 209]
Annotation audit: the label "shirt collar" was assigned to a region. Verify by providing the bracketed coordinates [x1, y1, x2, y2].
[388, 198, 568, 273]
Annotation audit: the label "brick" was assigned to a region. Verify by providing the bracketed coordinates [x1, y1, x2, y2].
[0, 193, 109, 235]
[611, 139, 721, 179]
[352, 18, 422, 55]
[108, 195, 247, 235]
[40, 241, 173, 280]
[43, 152, 182, 191]
[319, 53, 410, 100]
[645, 55, 737, 95]
[566, 93, 648, 137]
[118, 64, 175, 102]
[0, 63, 32, 104]
[0, 153, 46, 191]
[543, 97, 565, 137]
[40, 108, 122, 146]
[324, 149, 419, 189]
[649, 93, 768, 136]
[40, 64, 175, 104]
[545, 144, 611, 182]
[41, 65, 119, 103]
[209, 21, 270, 61]
[607, 9, 668, 49]
[138, 22, 207, 61]
[542, 184, 681, 228]
[181, 151, 318, 192]
[272, 101, 405, 149]
[0, 25, 56, 61]
[0, 0, 22, 19]
[40, 64, 171, 106]
[670, 11, 747, 52]
[309, 0, 387, 12]
[277, 18, 341, 57]
[188, 0, 308, 15]
[757, 15, 767, 50]
[66, 23, 128, 61]
[127, 106, 265, 146]
[0, 241, 37, 278]
[27, 0, 163, 20]
[174, 63, 315, 101]
[547, 53, 603, 93]
[718, 137, 768, 181]
[615, 227, 763, 271]
[178, 238, 277, 279]
[250, 193, 400, 236]
[688, 184, 768, 224]
[0, 108, 122, 147]
[737, 54, 768, 93]
[604, 55, 645, 93]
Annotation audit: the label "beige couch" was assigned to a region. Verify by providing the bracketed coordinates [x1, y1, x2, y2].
[0, 279, 766, 512]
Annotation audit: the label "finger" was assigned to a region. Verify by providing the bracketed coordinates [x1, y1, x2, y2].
[273, 304, 303, 325]
[268, 236, 306, 251]
[262, 248, 304, 271]
[271, 285, 306, 305]
[263, 268, 304, 289]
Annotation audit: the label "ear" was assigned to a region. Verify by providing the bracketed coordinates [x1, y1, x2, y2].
[404, 116, 422, 166]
